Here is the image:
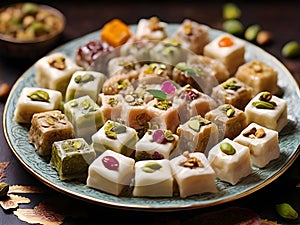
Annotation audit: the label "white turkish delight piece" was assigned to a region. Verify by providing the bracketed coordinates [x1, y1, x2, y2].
[234, 122, 280, 168]
[133, 159, 173, 197]
[87, 150, 135, 196]
[203, 33, 245, 75]
[208, 138, 252, 185]
[170, 151, 218, 198]
[63, 95, 104, 142]
[91, 120, 138, 157]
[135, 129, 179, 161]
[244, 91, 288, 132]
[35, 52, 83, 96]
[65, 70, 105, 102]
[135, 16, 167, 41]
[14, 87, 62, 123]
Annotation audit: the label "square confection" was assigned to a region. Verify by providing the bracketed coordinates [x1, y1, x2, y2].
[235, 60, 280, 96]
[135, 129, 179, 161]
[176, 84, 217, 122]
[35, 52, 83, 97]
[203, 33, 245, 75]
[28, 110, 74, 156]
[87, 150, 135, 196]
[234, 122, 280, 168]
[133, 159, 173, 197]
[146, 98, 182, 133]
[98, 93, 124, 122]
[170, 151, 218, 198]
[107, 55, 140, 79]
[208, 138, 252, 185]
[65, 70, 105, 102]
[63, 95, 104, 142]
[51, 138, 96, 181]
[244, 91, 288, 132]
[120, 93, 150, 131]
[205, 104, 247, 140]
[14, 87, 63, 124]
[91, 120, 138, 157]
[211, 77, 253, 110]
[177, 115, 219, 156]
[135, 16, 167, 41]
[172, 19, 210, 55]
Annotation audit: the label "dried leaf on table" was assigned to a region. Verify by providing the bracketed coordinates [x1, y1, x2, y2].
[0, 194, 30, 210]
[14, 201, 64, 225]
[8, 185, 47, 194]
[0, 162, 9, 181]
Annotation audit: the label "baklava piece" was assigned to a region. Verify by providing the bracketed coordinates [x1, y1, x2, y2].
[28, 110, 74, 156]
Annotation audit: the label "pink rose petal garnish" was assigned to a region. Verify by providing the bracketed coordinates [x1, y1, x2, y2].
[152, 129, 165, 144]
[161, 81, 176, 95]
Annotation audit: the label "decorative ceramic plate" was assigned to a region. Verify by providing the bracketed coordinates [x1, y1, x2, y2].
[3, 24, 300, 211]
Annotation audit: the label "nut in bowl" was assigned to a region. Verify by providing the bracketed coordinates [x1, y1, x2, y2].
[0, 2, 66, 60]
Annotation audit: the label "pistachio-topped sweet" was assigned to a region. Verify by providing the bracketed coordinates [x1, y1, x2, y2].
[27, 89, 50, 102]
[252, 91, 277, 109]
[48, 56, 66, 70]
[188, 117, 211, 132]
[220, 142, 236, 155]
[142, 161, 162, 173]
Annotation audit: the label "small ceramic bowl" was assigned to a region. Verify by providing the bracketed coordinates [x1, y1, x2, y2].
[0, 2, 66, 60]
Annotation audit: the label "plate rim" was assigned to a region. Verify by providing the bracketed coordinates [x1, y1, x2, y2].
[3, 24, 300, 211]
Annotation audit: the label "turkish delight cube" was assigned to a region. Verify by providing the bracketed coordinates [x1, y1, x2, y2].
[135, 16, 167, 41]
[35, 52, 83, 96]
[133, 159, 173, 197]
[65, 70, 105, 102]
[203, 33, 245, 75]
[234, 122, 280, 168]
[28, 110, 74, 156]
[63, 95, 104, 142]
[172, 19, 210, 55]
[208, 138, 252, 185]
[170, 151, 218, 198]
[87, 150, 135, 196]
[135, 129, 179, 161]
[205, 104, 247, 140]
[235, 60, 280, 96]
[211, 77, 253, 110]
[51, 138, 96, 181]
[14, 87, 62, 124]
[244, 91, 288, 132]
[177, 115, 219, 156]
[91, 120, 138, 157]
[98, 93, 124, 122]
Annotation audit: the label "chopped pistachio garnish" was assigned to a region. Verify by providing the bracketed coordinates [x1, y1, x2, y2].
[74, 74, 95, 84]
[48, 56, 66, 70]
[0, 182, 9, 198]
[164, 130, 175, 142]
[142, 162, 162, 173]
[222, 79, 241, 91]
[276, 203, 299, 220]
[104, 121, 126, 139]
[162, 39, 181, 47]
[175, 62, 206, 77]
[108, 97, 118, 107]
[259, 91, 272, 102]
[117, 79, 129, 90]
[252, 100, 276, 109]
[220, 142, 236, 155]
[27, 89, 50, 102]
[154, 99, 172, 110]
[219, 104, 235, 118]
[69, 100, 78, 107]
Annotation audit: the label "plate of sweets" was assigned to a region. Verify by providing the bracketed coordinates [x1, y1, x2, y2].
[3, 16, 300, 211]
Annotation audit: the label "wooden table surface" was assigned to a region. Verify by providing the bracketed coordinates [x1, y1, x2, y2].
[1, 1, 300, 224]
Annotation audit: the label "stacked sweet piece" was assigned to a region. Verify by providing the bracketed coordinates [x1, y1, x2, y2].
[13, 16, 288, 199]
